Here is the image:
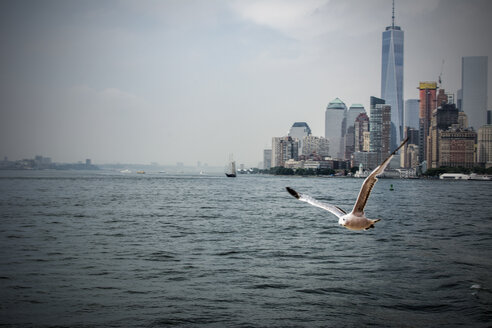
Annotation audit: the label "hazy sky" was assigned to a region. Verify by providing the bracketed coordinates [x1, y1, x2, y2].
[1, 0, 491, 167]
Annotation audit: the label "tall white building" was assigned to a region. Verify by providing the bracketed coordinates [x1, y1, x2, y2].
[461, 56, 488, 131]
[288, 122, 311, 138]
[288, 122, 311, 155]
[325, 98, 347, 159]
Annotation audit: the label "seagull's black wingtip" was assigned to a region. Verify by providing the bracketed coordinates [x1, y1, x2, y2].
[286, 187, 300, 199]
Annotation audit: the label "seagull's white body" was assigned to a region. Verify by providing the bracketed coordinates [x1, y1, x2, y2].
[286, 138, 409, 231]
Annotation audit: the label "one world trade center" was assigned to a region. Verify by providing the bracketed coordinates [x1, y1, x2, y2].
[381, 1, 404, 150]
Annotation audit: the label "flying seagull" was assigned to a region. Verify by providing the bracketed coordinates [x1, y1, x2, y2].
[286, 137, 409, 231]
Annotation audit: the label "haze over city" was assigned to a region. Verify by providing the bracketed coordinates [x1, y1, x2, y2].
[1, 0, 491, 167]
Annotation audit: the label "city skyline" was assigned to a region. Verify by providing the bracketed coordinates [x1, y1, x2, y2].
[1, 0, 492, 167]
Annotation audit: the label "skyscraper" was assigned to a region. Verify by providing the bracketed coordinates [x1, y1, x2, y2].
[354, 112, 370, 152]
[344, 104, 366, 160]
[288, 122, 312, 138]
[418, 82, 437, 164]
[428, 103, 459, 168]
[477, 125, 492, 168]
[346, 104, 366, 130]
[402, 97, 419, 168]
[404, 99, 419, 130]
[271, 136, 299, 168]
[401, 127, 419, 169]
[288, 122, 312, 155]
[381, 0, 404, 150]
[325, 97, 347, 159]
[369, 96, 391, 163]
[461, 56, 488, 131]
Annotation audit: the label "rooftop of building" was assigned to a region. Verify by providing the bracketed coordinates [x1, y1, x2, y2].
[418, 82, 437, 90]
[327, 97, 347, 110]
[385, 25, 401, 31]
[291, 122, 310, 128]
[355, 112, 369, 121]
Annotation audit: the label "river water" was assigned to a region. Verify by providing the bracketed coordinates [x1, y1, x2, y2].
[0, 170, 491, 327]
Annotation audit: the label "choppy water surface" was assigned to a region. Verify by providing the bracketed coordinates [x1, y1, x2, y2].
[1, 170, 491, 327]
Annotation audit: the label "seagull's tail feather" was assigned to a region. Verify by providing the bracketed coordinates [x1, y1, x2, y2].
[286, 187, 300, 199]
[365, 219, 381, 230]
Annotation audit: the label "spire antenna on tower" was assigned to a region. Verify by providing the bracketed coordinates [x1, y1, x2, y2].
[392, 0, 395, 28]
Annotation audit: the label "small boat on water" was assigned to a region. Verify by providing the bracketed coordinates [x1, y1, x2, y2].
[469, 173, 491, 181]
[120, 169, 131, 174]
[136, 170, 145, 174]
[225, 161, 237, 178]
[439, 173, 470, 180]
[439, 173, 491, 180]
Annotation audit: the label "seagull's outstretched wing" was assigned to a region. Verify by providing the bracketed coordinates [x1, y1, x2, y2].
[351, 137, 409, 216]
[286, 187, 346, 219]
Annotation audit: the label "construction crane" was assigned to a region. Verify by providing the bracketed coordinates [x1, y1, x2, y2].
[438, 59, 445, 88]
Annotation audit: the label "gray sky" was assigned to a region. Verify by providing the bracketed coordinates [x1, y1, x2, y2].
[1, 0, 491, 167]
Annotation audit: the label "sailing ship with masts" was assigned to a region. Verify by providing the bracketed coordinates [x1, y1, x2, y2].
[225, 154, 237, 177]
[225, 160, 237, 177]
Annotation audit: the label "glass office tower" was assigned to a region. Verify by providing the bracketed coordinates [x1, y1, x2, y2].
[381, 3, 404, 150]
[461, 56, 488, 131]
[369, 96, 391, 163]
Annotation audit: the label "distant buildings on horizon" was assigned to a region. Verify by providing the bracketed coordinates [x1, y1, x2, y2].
[0, 155, 98, 170]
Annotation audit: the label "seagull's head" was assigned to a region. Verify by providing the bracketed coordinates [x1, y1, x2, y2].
[338, 216, 347, 226]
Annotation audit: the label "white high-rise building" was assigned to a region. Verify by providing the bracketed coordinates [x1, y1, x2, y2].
[288, 122, 311, 154]
[461, 56, 488, 131]
[288, 122, 311, 138]
[325, 98, 347, 159]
